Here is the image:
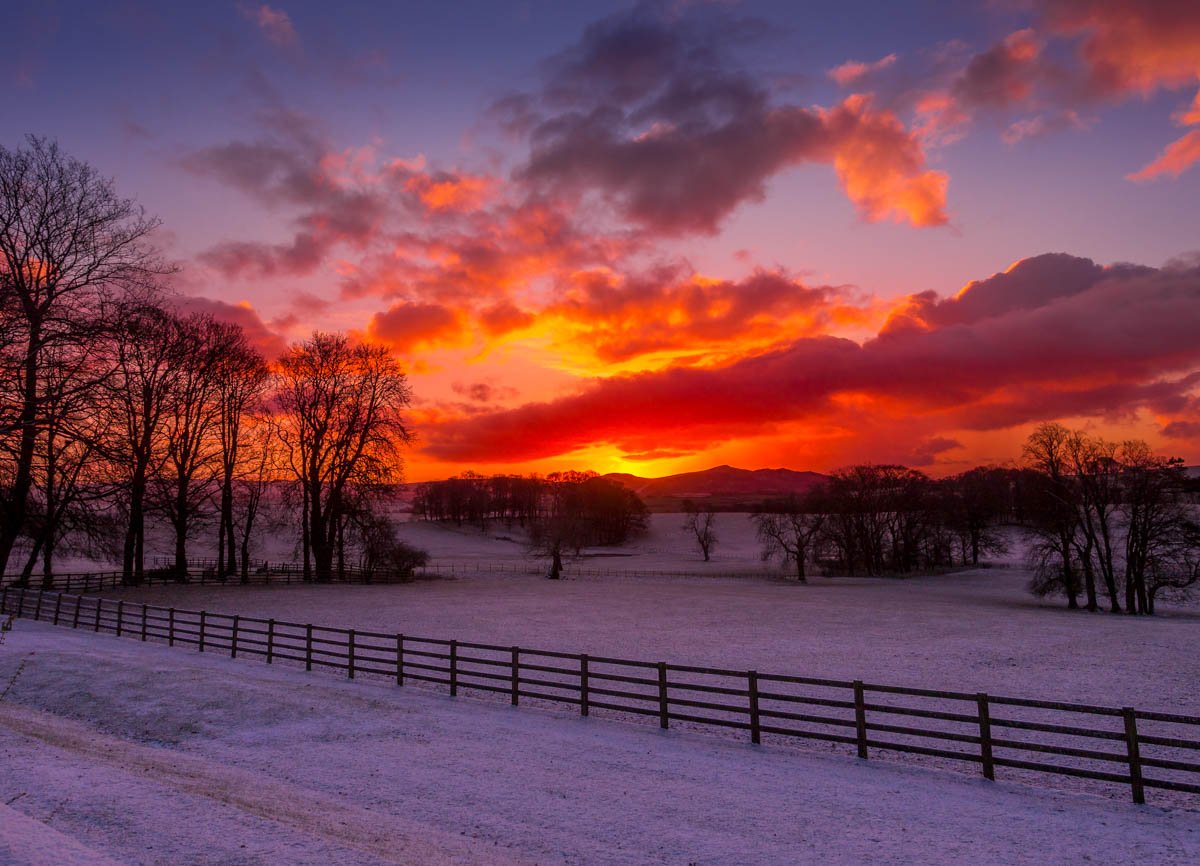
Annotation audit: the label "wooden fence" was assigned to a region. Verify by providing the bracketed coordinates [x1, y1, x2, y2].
[2, 585, 1199, 806]
[2, 560, 783, 592]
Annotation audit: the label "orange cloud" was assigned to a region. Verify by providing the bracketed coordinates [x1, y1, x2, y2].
[821, 96, 950, 227]
[828, 53, 898, 86]
[404, 171, 494, 213]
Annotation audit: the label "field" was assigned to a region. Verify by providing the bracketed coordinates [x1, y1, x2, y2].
[2, 515, 1198, 864]
[94, 515, 1200, 714]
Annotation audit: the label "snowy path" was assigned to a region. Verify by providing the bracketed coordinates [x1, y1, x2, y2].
[2, 622, 1198, 865]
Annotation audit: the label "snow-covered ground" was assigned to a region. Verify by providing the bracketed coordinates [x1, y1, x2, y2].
[2, 621, 1197, 866]
[95, 523, 1200, 717]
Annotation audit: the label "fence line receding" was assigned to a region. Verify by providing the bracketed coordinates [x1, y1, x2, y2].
[2, 586, 1198, 807]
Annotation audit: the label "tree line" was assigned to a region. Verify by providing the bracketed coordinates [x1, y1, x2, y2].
[713, 434, 1197, 614]
[1, 137, 415, 586]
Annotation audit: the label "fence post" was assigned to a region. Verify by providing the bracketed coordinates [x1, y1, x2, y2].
[33, 591, 43, 621]
[115, 600, 124, 637]
[52, 594, 62, 625]
[140, 605, 147, 641]
[511, 646, 519, 706]
[18, 587, 27, 619]
[450, 640, 458, 695]
[94, 598, 102, 632]
[749, 670, 761, 745]
[72, 596, 81, 629]
[267, 619, 275, 664]
[348, 630, 356, 679]
[168, 608, 175, 646]
[305, 624, 313, 671]
[396, 634, 404, 686]
[1123, 708, 1146, 805]
[0, 585, 7, 614]
[199, 611, 207, 652]
[977, 693, 995, 781]
[658, 663, 669, 730]
[231, 615, 240, 658]
[853, 681, 868, 759]
[580, 654, 589, 717]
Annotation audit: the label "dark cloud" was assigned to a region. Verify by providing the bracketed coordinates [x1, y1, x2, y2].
[505, 4, 948, 233]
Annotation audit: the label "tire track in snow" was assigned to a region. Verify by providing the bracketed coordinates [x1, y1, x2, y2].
[0, 702, 535, 866]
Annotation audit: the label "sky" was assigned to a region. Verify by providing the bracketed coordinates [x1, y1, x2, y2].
[3, 0, 1199, 480]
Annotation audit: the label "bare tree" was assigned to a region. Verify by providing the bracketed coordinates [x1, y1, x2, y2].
[213, 327, 268, 578]
[753, 493, 826, 582]
[682, 499, 718, 561]
[0, 136, 164, 575]
[272, 332, 412, 582]
[153, 314, 236, 578]
[103, 301, 187, 583]
[1022, 422, 1082, 609]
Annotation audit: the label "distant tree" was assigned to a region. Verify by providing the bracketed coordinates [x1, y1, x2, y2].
[1022, 423, 1082, 609]
[682, 499, 718, 561]
[752, 492, 826, 582]
[939, 467, 1010, 567]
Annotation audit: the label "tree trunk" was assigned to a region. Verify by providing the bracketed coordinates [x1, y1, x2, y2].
[0, 326, 42, 578]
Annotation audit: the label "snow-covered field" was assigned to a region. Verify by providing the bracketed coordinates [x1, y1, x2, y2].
[93, 519, 1200, 717]
[2, 622, 1198, 866]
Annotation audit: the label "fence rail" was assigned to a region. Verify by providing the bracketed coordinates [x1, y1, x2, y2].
[2, 585, 1198, 806]
[2, 560, 784, 592]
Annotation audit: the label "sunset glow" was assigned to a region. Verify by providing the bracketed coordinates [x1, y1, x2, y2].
[7, 0, 1199, 481]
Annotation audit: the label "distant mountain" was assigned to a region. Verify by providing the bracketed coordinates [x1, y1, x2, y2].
[604, 464, 827, 508]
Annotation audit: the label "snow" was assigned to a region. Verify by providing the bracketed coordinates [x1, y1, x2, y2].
[2, 621, 1198, 865]
[94, 525, 1200, 717]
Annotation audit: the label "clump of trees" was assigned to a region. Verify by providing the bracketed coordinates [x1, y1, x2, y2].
[753, 465, 1012, 581]
[415, 471, 649, 578]
[1023, 423, 1198, 615]
[0, 137, 419, 586]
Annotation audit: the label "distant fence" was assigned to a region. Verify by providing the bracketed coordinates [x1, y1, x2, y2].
[3, 587, 1198, 806]
[1, 560, 783, 592]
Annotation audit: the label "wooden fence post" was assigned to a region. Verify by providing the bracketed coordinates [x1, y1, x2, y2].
[33, 591, 43, 621]
[450, 640, 458, 695]
[115, 600, 124, 637]
[658, 663, 669, 730]
[94, 598, 102, 632]
[396, 634, 404, 686]
[510, 647, 519, 706]
[348, 630, 356, 679]
[140, 605, 147, 641]
[168, 608, 175, 646]
[749, 671, 761, 745]
[853, 681, 868, 759]
[72, 596, 81, 629]
[199, 610, 207, 652]
[267, 619, 275, 664]
[580, 654, 589, 717]
[231, 615, 240, 658]
[0, 585, 7, 614]
[305, 624, 313, 671]
[53, 594, 62, 625]
[977, 693, 994, 781]
[1123, 708, 1146, 805]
